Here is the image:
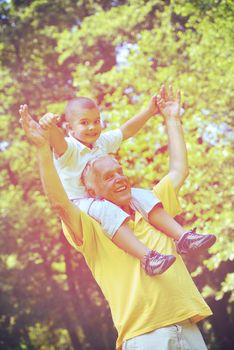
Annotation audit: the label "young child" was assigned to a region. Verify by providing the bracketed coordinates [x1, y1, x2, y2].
[20, 87, 216, 276]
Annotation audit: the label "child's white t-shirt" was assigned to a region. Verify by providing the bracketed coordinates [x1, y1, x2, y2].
[53, 129, 123, 200]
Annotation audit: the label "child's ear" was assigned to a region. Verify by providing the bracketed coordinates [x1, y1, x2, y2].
[61, 122, 72, 136]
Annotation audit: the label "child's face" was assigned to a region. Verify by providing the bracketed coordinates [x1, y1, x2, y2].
[69, 107, 102, 147]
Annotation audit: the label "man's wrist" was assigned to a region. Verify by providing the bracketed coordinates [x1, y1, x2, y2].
[37, 142, 51, 157]
[164, 116, 182, 126]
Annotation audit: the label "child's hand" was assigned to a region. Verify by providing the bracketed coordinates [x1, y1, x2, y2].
[157, 85, 181, 119]
[39, 113, 61, 130]
[146, 95, 160, 117]
[19, 104, 49, 147]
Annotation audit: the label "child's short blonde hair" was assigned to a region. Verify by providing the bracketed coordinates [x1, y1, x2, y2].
[65, 97, 98, 121]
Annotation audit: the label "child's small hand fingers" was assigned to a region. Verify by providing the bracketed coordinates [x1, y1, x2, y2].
[39, 114, 60, 129]
[39, 121, 49, 130]
[157, 95, 165, 106]
[51, 114, 61, 125]
[40, 114, 53, 123]
[39, 120, 52, 129]
[151, 95, 157, 104]
[40, 124, 51, 130]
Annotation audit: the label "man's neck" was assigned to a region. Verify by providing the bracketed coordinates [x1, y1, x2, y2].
[121, 204, 135, 221]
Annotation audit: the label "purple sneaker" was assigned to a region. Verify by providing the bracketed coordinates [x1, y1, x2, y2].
[176, 228, 216, 255]
[142, 250, 176, 276]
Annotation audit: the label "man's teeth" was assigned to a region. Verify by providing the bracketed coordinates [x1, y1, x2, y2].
[116, 185, 126, 192]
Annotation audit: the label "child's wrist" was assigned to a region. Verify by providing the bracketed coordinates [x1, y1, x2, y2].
[144, 108, 154, 118]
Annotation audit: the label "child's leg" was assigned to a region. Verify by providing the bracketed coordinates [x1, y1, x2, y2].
[148, 205, 216, 254]
[74, 197, 175, 275]
[111, 221, 176, 275]
[77, 197, 149, 260]
[112, 219, 149, 260]
[132, 188, 216, 254]
[131, 188, 184, 238]
[148, 204, 185, 240]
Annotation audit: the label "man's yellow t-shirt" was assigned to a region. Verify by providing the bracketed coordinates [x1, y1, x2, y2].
[62, 175, 212, 349]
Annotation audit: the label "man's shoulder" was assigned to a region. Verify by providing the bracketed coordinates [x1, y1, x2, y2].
[153, 175, 182, 217]
[61, 209, 102, 251]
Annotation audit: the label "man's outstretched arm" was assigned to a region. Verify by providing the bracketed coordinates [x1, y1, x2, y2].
[158, 85, 189, 193]
[19, 105, 83, 244]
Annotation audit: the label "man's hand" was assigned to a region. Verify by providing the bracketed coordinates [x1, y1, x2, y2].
[39, 113, 61, 130]
[19, 104, 49, 148]
[157, 85, 181, 119]
[145, 95, 160, 117]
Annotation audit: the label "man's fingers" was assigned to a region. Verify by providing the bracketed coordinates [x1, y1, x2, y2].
[176, 90, 181, 103]
[160, 84, 169, 102]
[20, 113, 30, 135]
[160, 85, 165, 100]
[19, 104, 33, 137]
[168, 85, 173, 100]
[19, 104, 31, 122]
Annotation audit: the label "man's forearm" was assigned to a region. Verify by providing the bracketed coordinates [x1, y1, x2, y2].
[37, 143, 83, 242]
[120, 109, 152, 140]
[165, 116, 189, 191]
[37, 143, 71, 212]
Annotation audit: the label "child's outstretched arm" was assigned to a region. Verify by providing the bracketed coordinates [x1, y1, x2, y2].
[120, 95, 159, 140]
[39, 113, 68, 157]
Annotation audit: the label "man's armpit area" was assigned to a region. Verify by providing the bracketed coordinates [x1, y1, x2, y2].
[61, 220, 83, 249]
[59, 203, 84, 248]
[61, 209, 99, 250]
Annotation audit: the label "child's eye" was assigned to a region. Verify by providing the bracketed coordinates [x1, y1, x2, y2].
[95, 119, 101, 125]
[80, 120, 88, 125]
[117, 169, 123, 175]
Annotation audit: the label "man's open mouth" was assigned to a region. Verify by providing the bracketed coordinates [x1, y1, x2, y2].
[115, 185, 128, 192]
[86, 133, 97, 137]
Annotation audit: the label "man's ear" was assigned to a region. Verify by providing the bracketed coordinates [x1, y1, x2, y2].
[87, 188, 96, 198]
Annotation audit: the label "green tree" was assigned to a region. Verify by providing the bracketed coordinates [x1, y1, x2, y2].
[1, 0, 233, 348]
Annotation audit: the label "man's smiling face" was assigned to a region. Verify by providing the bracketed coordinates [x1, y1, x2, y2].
[91, 156, 132, 208]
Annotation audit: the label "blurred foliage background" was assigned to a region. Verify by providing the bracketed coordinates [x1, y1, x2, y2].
[0, 0, 233, 349]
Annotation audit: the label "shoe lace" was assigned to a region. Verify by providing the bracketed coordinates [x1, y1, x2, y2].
[189, 227, 197, 237]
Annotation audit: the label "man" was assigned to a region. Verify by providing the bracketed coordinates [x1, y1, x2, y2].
[20, 86, 212, 349]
